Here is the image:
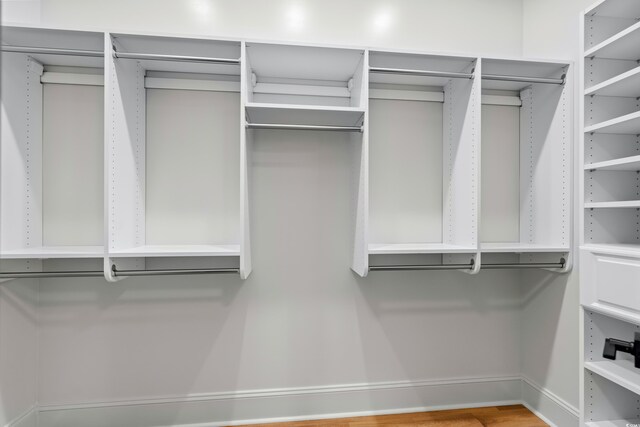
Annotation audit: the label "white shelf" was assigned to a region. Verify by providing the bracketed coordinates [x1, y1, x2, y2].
[110, 244, 240, 258]
[586, 420, 640, 427]
[368, 243, 477, 255]
[585, 66, 640, 98]
[585, 21, 640, 60]
[245, 103, 365, 128]
[585, 155, 640, 171]
[585, 360, 640, 396]
[582, 243, 640, 257]
[480, 242, 570, 253]
[585, 111, 640, 134]
[586, 0, 640, 18]
[585, 200, 640, 208]
[0, 246, 104, 259]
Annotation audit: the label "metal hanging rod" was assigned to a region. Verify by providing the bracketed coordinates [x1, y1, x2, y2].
[1, 45, 103, 57]
[113, 50, 240, 65]
[369, 67, 474, 80]
[370, 263, 473, 271]
[0, 270, 104, 279]
[0, 267, 239, 279]
[113, 267, 239, 277]
[482, 73, 565, 85]
[246, 123, 364, 132]
[370, 258, 565, 272]
[482, 261, 566, 270]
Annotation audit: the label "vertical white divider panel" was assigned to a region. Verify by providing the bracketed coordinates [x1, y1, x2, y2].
[240, 41, 252, 279]
[519, 66, 572, 263]
[351, 50, 369, 277]
[1, 54, 43, 256]
[442, 60, 481, 272]
[104, 33, 146, 281]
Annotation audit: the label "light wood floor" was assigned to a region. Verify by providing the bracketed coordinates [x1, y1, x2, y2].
[234, 405, 547, 427]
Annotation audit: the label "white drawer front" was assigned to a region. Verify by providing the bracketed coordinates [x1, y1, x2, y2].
[594, 255, 640, 314]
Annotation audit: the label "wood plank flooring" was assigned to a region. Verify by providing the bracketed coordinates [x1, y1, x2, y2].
[233, 405, 547, 427]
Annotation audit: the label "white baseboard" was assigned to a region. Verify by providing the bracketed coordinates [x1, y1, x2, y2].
[36, 376, 522, 427]
[5, 405, 37, 427]
[18, 376, 580, 427]
[521, 376, 579, 427]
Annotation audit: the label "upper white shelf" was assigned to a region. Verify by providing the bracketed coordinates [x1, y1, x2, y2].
[585, 359, 640, 396]
[481, 58, 568, 91]
[585, 66, 640, 98]
[369, 51, 476, 87]
[111, 33, 241, 75]
[480, 243, 570, 253]
[586, 0, 640, 18]
[368, 243, 476, 255]
[585, 111, 640, 134]
[245, 103, 365, 128]
[585, 155, 640, 171]
[1, 25, 104, 68]
[585, 200, 640, 208]
[584, 21, 640, 60]
[110, 244, 240, 258]
[0, 246, 104, 259]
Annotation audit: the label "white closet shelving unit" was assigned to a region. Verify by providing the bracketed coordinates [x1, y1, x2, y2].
[480, 58, 572, 269]
[581, 0, 640, 424]
[0, 27, 105, 273]
[105, 33, 248, 280]
[365, 51, 480, 274]
[0, 25, 573, 281]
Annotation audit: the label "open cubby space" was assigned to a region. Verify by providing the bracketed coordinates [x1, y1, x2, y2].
[585, 170, 640, 204]
[0, 27, 104, 261]
[244, 43, 365, 128]
[583, 311, 640, 426]
[106, 34, 242, 263]
[584, 207, 640, 248]
[584, 0, 640, 57]
[367, 52, 479, 258]
[480, 58, 571, 254]
[585, 94, 640, 133]
[584, 368, 640, 426]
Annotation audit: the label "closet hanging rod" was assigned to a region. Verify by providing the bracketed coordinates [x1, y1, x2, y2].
[369, 67, 474, 80]
[0, 267, 239, 279]
[246, 123, 364, 132]
[482, 73, 565, 85]
[482, 261, 566, 269]
[369, 259, 565, 272]
[1, 45, 103, 57]
[113, 51, 240, 65]
[370, 263, 474, 271]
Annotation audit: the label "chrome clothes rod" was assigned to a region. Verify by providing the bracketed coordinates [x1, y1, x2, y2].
[0, 267, 239, 279]
[114, 267, 239, 277]
[482, 73, 565, 85]
[114, 51, 240, 65]
[0, 270, 104, 279]
[246, 123, 364, 132]
[1, 45, 103, 57]
[370, 264, 473, 271]
[370, 259, 565, 272]
[369, 67, 474, 80]
[482, 261, 565, 269]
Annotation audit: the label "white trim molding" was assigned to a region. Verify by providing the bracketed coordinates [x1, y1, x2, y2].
[36, 376, 522, 427]
[5, 405, 37, 427]
[521, 376, 580, 427]
[15, 376, 579, 427]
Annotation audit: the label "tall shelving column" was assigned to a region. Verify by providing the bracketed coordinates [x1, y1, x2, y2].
[581, 0, 640, 425]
